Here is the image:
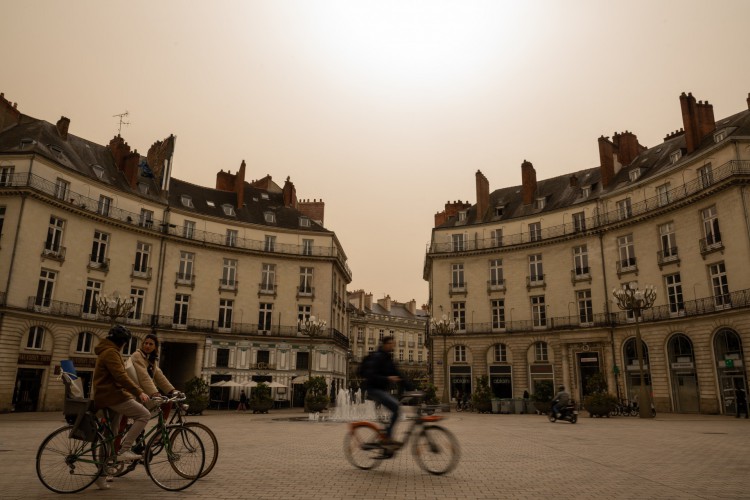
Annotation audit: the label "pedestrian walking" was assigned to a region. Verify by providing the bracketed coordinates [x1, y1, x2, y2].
[237, 390, 248, 412]
[735, 384, 748, 419]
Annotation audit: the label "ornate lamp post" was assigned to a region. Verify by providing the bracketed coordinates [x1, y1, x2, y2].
[430, 314, 456, 405]
[612, 283, 656, 419]
[298, 316, 327, 379]
[96, 291, 134, 325]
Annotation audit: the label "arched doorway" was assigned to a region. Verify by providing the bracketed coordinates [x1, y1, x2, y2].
[714, 328, 746, 415]
[667, 333, 699, 413]
[448, 344, 472, 400]
[623, 337, 651, 403]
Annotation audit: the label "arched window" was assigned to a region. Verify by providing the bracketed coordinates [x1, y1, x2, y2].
[668, 334, 694, 361]
[534, 341, 548, 362]
[493, 344, 507, 363]
[715, 328, 742, 358]
[121, 336, 138, 356]
[624, 338, 650, 366]
[454, 345, 466, 362]
[76, 332, 93, 353]
[27, 326, 45, 349]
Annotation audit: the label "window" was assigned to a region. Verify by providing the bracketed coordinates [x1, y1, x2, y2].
[618, 234, 636, 269]
[122, 337, 138, 356]
[489, 259, 503, 287]
[573, 245, 589, 276]
[451, 264, 465, 289]
[670, 150, 682, 164]
[137, 183, 149, 195]
[178, 251, 195, 281]
[222, 204, 236, 216]
[302, 239, 313, 256]
[665, 273, 684, 315]
[577, 290, 593, 324]
[258, 303, 273, 332]
[98, 195, 112, 216]
[90, 230, 109, 265]
[129, 287, 145, 321]
[180, 195, 194, 208]
[45, 216, 65, 255]
[454, 345, 466, 362]
[216, 349, 230, 368]
[452, 302, 466, 331]
[261, 193, 269, 200]
[226, 229, 238, 247]
[659, 222, 677, 259]
[529, 222, 542, 242]
[173, 294, 190, 326]
[698, 164, 714, 188]
[495, 206, 505, 217]
[656, 183, 671, 207]
[75, 332, 93, 353]
[183, 220, 195, 239]
[379, 329, 385, 342]
[139, 209, 154, 228]
[714, 130, 726, 143]
[82, 279, 102, 316]
[260, 263, 275, 292]
[710, 262, 730, 307]
[297, 305, 311, 325]
[295, 351, 309, 370]
[493, 344, 507, 363]
[206, 200, 216, 207]
[218, 299, 233, 329]
[616, 198, 632, 220]
[702, 206, 722, 247]
[451, 233, 465, 252]
[534, 341, 549, 362]
[581, 186, 591, 198]
[27, 326, 44, 349]
[264, 212, 276, 223]
[572, 211, 586, 232]
[300, 217, 310, 227]
[529, 254, 543, 283]
[35, 269, 56, 308]
[629, 169, 641, 182]
[222, 258, 238, 287]
[531, 296, 546, 327]
[92, 165, 105, 179]
[490, 229, 503, 247]
[0, 166, 14, 186]
[458, 211, 467, 222]
[54, 178, 70, 200]
[535, 197, 546, 210]
[264, 235, 276, 252]
[299, 267, 314, 295]
[398, 349, 404, 362]
[491, 299, 505, 329]
[134, 242, 151, 274]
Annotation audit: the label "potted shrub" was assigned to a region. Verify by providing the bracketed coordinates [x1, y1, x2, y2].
[184, 376, 209, 415]
[472, 376, 493, 413]
[304, 376, 330, 412]
[532, 380, 554, 414]
[249, 382, 273, 414]
[583, 372, 618, 417]
[418, 382, 440, 405]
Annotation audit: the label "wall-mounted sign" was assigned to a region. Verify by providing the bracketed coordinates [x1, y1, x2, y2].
[18, 353, 52, 366]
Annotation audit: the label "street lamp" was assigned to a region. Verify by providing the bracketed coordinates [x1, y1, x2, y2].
[612, 283, 656, 419]
[96, 291, 134, 325]
[430, 314, 456, 405]
[298, 315, 327, 379]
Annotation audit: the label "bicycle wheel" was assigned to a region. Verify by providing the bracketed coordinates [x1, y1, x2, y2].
[182, 422, 219, 477]
[412, 425, 460, 475]
[36, 425, 107, 494]
[343, 425, 384, 470]
[144, 426, 204, 491]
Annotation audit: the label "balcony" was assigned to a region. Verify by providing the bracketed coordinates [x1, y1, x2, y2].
[449, 282, 467, 297]
[131, 265, 152, 281]
[27, 296, 82, 317]
[257, 282, 276, 297]
[526, 275, 545, 290]
[175, 272, 196, 288]
[487, 279, 506, 293]
[296, 286, 315, 299]
[87, 256, 110, 274]
[41, 245, 66, 262]
[218, 278, 238, 293]
[657, 248, 680, 269]
[699, 236, 724, 257]
[616, 258, 638, 277]
[570, 267, 591, 285]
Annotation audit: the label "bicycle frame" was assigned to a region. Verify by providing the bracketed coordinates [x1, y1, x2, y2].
[348, 407, 445, 452]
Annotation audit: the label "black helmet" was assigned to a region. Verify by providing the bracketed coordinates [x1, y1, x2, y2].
[108, 324, 132, 345]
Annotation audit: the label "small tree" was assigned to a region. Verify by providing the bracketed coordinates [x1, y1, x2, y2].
[304, 375, 330, 412]
[417, 381, 440, 405]
[532, 380, 554, 402]
[249, 382, 273, 413]
[472, 375, 493, 413]
[583, 372, 618, 417]
[184, 377, 209, 415]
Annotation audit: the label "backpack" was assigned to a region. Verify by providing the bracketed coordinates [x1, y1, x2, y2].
[357, 352, 376, 381]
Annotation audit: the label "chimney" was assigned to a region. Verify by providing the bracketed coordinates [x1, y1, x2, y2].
[377, 295, 392, 312]
[108, 135, 138, 188]
[569, 175, 578, 188]
[406, 299, 417, 315]
[434, 200, 472, 227]
[56, 116, 70, 140]
[434, 211, 447, 227]
[235, 160, 246, 208]
[298, 199, 325, 225]
[747, 93, 750, 110]
[216, 169, 234, 191]
[613, 131, 644, 166]
[283, 176, 298, 209]
[122, 150, 140, 188]
[475, 170, 489, 221]
[0, 93, 22, 131]
[680, 92, 715, 154]
[365, 293, 373, 310]
[521, 160, 537, 205]
[697, 100, 716, 140]
[146, 134, 175, 188]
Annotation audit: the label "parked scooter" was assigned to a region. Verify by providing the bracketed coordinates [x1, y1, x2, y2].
[548, 400, 578, 424]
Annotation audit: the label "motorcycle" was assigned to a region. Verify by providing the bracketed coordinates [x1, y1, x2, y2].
[548, 400, 578, 424]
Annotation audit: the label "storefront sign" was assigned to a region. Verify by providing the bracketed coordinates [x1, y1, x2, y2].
[71, 356, 96, 368]
[18, 353, 52, 366]
[580, 357, 598, 363]
[491, 377, 511, 384]
[671, 362, 694, 370]
[451, 377, 470, 384]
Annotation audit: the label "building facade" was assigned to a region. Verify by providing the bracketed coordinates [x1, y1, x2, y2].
[0, 94, 351, 412]
[424, 92, 750, 414]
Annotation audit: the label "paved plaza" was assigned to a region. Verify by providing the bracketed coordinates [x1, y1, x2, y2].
[0, 408, 748, 500]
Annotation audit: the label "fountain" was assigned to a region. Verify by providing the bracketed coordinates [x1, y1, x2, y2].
[328, 388, 383, 422]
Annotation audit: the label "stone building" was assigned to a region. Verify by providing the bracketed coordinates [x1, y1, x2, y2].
[424, 92, 750, 414]
[0, 94, 351, 411]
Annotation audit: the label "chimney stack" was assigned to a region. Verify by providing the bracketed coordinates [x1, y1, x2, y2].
[298, 199, 325, 226]
[680, 92, 715, 154]
[521, 160, 537, 205]
[283, 176, 297, 209]
[0, 93, 22, 131]
[569, 175, 578, 188]
[365, 293, 373, 310]
[56, 116, 70, 140]
[747, 92, 750, 110]
[235, 160, 246, 208]
[475, 170, 489, 221]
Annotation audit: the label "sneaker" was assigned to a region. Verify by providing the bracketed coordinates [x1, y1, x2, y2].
[117, 449, 142, 461]
[94, 477, 110, 490]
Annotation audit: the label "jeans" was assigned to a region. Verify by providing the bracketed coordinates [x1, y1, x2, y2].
[110, 398, 150, 451]
[552, 402, 567, 416]
[367, 388, 400, 438]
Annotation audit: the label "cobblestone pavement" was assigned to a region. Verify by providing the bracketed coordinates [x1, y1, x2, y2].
[1, 408, 749, 500]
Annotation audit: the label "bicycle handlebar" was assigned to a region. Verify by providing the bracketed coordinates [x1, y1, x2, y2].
[150, 393, 187, 405]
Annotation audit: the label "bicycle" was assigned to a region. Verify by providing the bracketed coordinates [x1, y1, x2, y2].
[36, 394, 205, 493]
[344, 392, 460, 475]
[455, 399, 473, 412]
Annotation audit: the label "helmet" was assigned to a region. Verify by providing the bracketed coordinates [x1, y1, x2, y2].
[108, 324, 132, 344]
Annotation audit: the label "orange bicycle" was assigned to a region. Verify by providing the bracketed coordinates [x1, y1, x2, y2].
[343, 392, 460, 475]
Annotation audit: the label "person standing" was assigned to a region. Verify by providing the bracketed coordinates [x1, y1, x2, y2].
[237, 390, 248, 412]
[735, 383, 748, 419]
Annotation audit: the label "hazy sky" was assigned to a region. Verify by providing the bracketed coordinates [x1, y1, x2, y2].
[3, 1, 750, 305]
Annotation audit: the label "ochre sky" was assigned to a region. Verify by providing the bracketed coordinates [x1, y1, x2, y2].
[3, 0, 750, 305]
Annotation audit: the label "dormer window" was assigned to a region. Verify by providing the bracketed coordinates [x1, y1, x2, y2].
[222, 204, 236, 216]
[629, 169, 641, 182]
[535, 197, 546, 210]
[714, 130, 726, 143]
[581, 186, 591, 198]
[299, 217, 311, 227]
[495, 206, 505, 217]
[92, 165, 105, 179]
[264, 211, 276, 223]
[137, 182, 149, 195]
[20, 138, 35, 149]
[670, 150, 682, 164]
[181, 195, 194, 208]
[206, 200, 216, 207]
[458, 211, 467, 222]
[261, 193, 269, 200]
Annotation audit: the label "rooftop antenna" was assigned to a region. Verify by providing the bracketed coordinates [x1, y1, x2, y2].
[113, 111, 130, 135]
